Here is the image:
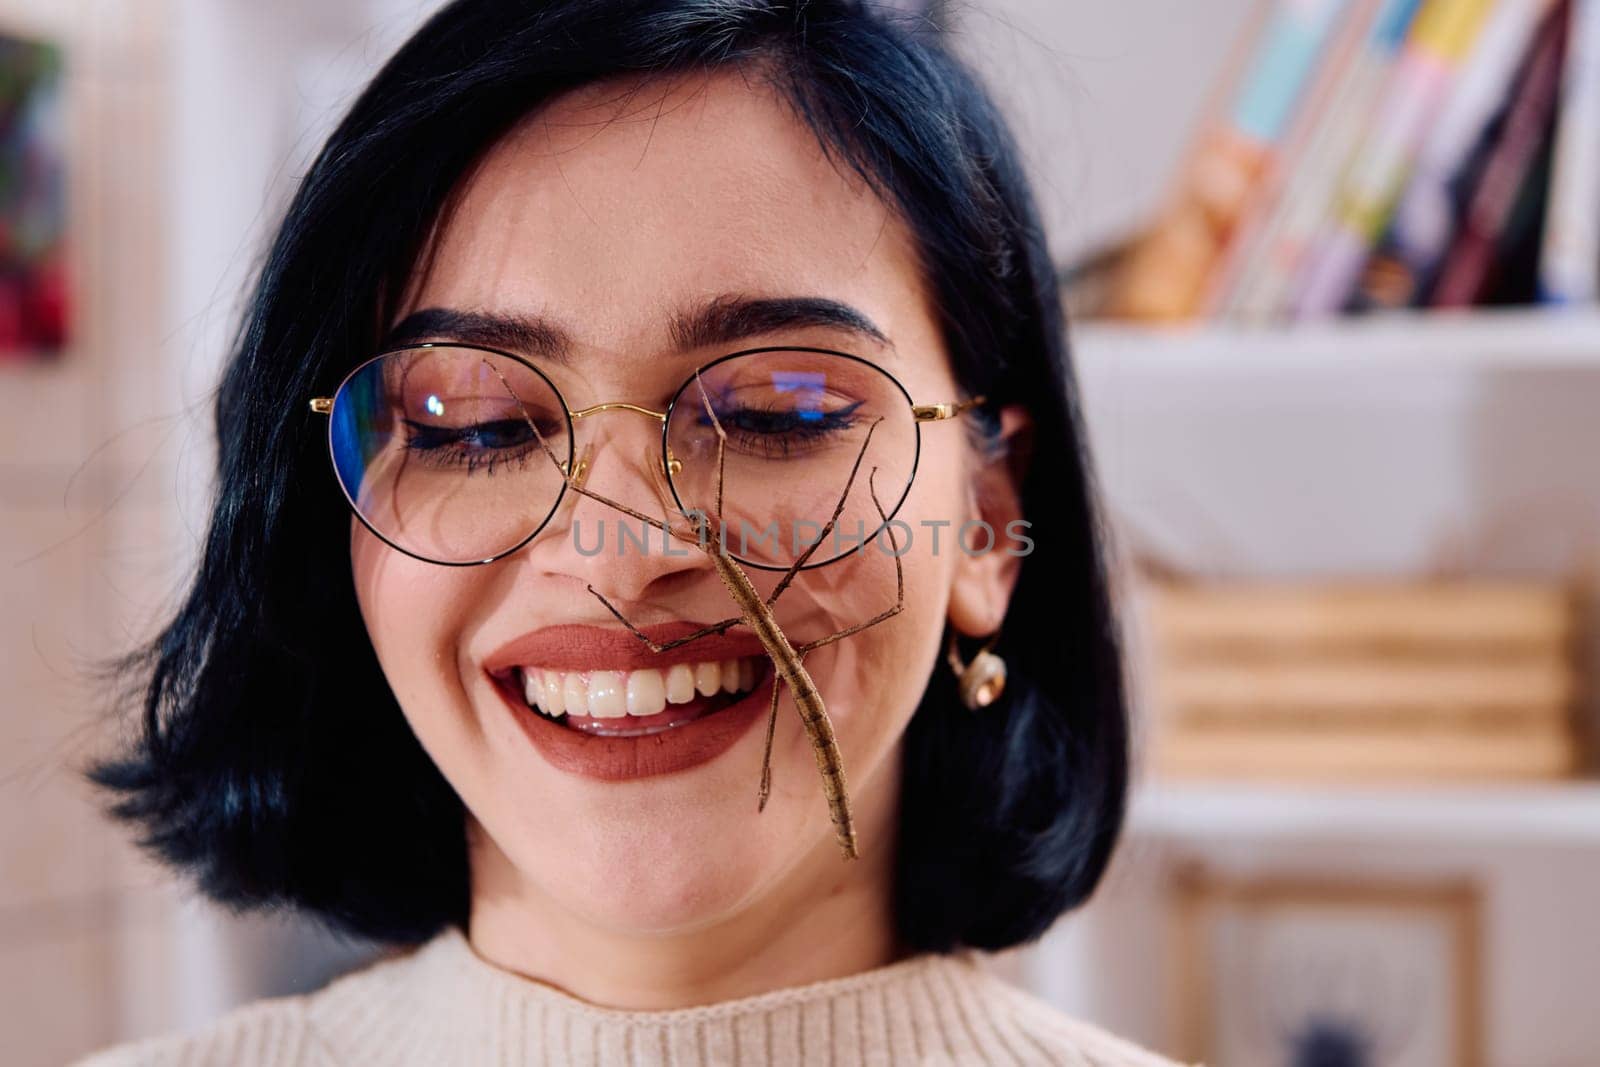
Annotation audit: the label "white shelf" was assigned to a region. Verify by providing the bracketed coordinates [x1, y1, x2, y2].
[1126, 779, 1600, 845]
[1071, 306, 1600, 370]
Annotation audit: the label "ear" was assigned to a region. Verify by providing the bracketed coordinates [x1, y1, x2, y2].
[947, 403, 1033, 638]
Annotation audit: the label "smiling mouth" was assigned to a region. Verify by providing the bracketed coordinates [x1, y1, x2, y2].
[494, 656, 770, 738]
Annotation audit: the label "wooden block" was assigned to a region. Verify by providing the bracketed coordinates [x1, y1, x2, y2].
[1151, 720, 1581, 781]
[1169, 704, 1572, 731]
[1155, 657, 1580, 720]
[1142, 579, 1577, 658]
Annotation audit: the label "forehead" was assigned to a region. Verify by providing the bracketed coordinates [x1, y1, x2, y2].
[402, 67, 933, 360]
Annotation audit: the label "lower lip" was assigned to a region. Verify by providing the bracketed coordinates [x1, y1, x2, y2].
[491, 670, 774, 782]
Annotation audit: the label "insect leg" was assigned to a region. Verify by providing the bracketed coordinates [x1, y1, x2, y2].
[766, 416, 885, 608]
[584, 585, 744, 652]
[756, 669, 784, 811]
[793, 467, 904, 654]
[690, 369, 730, 530]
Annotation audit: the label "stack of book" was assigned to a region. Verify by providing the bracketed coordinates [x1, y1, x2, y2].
[1101, 0, 1600, 322]
[1138, 577, 1585, 779]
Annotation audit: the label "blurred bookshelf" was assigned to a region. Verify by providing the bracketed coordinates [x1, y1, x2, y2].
[1127, 779, 1600, 843]
[1073, 304, 1600, 370]
[1049, 289, 1600, 1067]
[1072, 310, 1600, 835]
[1000, 0, 1600, 1060]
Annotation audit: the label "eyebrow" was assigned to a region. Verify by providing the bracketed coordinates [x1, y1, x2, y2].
[381, 293, 893, 363]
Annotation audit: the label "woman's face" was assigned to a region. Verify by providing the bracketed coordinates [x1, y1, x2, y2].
[351, 69, 1013, 942]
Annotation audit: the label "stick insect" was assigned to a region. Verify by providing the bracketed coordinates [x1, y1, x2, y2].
[491, 363, 905, 860]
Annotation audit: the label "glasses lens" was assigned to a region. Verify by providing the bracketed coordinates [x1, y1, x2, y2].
[665, 350, 917, 568]
[328, 346, 572, 563]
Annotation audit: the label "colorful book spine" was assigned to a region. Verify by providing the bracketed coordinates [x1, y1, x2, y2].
[1357, 0, 1552, 308]
[1202, 0, 1390, 317]
[1289, 0, 1498, 317]
[1220, 0, 1425, 321]
[1538, 0, 1600, 302]
[1431, 0, 1569, 305]
[1107, 0, 1350, 320]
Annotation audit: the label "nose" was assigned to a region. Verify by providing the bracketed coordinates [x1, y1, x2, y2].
[522, 406, 707, 605]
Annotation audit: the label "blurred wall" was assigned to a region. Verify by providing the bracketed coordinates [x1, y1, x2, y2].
[0, 3, 172, 1063]
[946, 0, 1259, 262]
[0, 2, 439, 1062]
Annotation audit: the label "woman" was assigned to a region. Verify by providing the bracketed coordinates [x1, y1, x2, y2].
[78, 2, 1185, 1064]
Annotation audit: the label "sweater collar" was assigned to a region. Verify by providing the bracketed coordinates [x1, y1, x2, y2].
[305, 923, 1028, 1065]
[426, 922, 973, 1022]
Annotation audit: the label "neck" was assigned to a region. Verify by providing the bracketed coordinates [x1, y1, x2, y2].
[463, 797, 903, 1009]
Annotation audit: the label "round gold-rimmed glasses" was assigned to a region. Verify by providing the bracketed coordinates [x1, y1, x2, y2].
[309, 342, 984, 569]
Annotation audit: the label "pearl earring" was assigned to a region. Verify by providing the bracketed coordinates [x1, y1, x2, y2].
[946, 628, 1007, 710]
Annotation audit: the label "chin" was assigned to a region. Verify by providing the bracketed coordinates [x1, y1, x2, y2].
[519, 795, 790, 935]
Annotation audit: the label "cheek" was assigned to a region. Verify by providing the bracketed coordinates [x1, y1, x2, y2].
[792, 435, 969, 766]
[351, 519, 421, 667]
[349, 519, 484, 756]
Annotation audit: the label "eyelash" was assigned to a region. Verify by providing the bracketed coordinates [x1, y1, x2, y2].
[700, 400, 865, 458]
[401, 418, 546, 475]
[399, 395, 865, 479]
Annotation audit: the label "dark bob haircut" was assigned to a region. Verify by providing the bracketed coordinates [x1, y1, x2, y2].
[88, 0, 1128, 953]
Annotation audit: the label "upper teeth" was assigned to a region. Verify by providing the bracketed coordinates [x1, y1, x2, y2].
[518, 658, 760, 719]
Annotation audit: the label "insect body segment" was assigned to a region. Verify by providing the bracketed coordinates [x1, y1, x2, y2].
[709, 550, 858, 859]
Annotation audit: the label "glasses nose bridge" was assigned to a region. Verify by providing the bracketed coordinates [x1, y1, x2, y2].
[565, 399, 678, 486]
[568, 399, 668, 423]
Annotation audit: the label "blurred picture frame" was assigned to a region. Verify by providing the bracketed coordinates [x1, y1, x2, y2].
[0, 29, 68, 360]
[1171, 866, 1483, 1067]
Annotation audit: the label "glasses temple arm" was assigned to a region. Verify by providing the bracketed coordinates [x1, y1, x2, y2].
[911, 395, 986, 422]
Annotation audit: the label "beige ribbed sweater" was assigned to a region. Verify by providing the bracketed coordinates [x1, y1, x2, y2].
[75, 925, 1192, 1066]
